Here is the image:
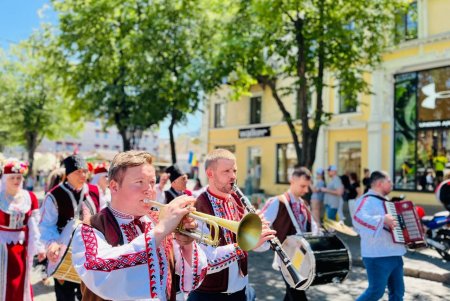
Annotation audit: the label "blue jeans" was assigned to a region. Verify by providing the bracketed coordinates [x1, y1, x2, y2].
[357, 256, 404, 301]
[325, 205, 338, 220]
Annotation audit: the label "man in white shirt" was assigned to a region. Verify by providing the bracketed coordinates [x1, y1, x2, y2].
[188, 148, 275, 301]
[71, 150, 208, 301]
[353, 171, 405, 301]
[259, 168, 319, 301]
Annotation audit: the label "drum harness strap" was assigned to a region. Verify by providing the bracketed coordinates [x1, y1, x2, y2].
[278, 193, 302, 235]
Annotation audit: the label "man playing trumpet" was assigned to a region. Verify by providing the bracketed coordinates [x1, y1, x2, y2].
[72, 151, 208, 301]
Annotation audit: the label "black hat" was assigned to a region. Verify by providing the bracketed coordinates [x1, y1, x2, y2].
[63, 155, 87, 176]
[166, 165, 184, 182]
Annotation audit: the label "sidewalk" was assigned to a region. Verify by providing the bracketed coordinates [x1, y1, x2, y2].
[338, 233, 450, 284]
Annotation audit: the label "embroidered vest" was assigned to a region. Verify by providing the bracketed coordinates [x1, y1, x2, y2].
[194, 191, 248, 293]
[48, 183, 100, 233]
[272, 194, 311, 243]
[80, 208, 177, 301]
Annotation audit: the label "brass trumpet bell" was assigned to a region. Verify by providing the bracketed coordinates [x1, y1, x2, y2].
[198, 211, 262, 251]
[145, 200, 263, 251]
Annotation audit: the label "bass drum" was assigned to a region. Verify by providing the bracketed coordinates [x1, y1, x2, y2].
[280, 234, 351, 290]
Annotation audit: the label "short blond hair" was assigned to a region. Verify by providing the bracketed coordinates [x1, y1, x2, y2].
[109, 150, 153, 185]
[204, 148, 236, 171]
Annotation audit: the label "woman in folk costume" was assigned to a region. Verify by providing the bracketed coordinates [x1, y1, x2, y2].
[90, 163, 110, 209]
[0, 160, 45, 301]
[72, 151, 208, 301]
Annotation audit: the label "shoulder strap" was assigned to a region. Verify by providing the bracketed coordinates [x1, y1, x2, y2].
[278, 193, 302, 234]
[365, 194, 388, 202]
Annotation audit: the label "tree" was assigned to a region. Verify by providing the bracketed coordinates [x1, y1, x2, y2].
[216, 0, 408, 169]
[0, 28, 83, 176]
[140, 0, 217, 163]
[52, 0, 170, 150]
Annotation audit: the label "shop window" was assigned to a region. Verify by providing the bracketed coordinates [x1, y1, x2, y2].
[246, 147, 262, 193]
[214, 103, 225, 128]
[337, 142, 361, 177]
[250, 96, 262, 124]
[395, 0, 418, 41]
[276, 143, 299, 184]
[394, 66, 450, 192]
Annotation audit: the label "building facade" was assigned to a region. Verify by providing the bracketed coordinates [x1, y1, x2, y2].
[207, 0, 450, 205]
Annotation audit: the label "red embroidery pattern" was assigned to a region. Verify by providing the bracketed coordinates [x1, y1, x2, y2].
[208, 243, 245, 270]
[120, 222, 139, 243]
[354, 196, 377, 230]
[191, 243, 202, 290]
[81, 224, 147, 271]
[144, 223, 158, 299]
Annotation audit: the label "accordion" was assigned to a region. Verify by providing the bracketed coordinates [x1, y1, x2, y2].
[384, 200, 426, 248]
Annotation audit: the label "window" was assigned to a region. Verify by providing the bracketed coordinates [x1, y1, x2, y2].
[247, 147, 262, 192]
[95, 130, 100, 138]
[337, 142, 361, 178]
[250, 96, 262, 124]
[276, 143, 299, 184]
[104, 131, 109, 139]
[103, 144, 109, 149]
[395, 0, 418, 41]
[55, 141, 62, 152]
[338, 90, 357, 114]
[214, 103, 225, 128]
[394, 66, 450, 192]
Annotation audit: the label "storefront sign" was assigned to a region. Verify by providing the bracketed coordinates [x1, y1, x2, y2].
[418, 120, 450, 129]
[239, 126, 271, 139]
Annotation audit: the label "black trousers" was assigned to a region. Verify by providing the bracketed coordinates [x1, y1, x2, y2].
[283, 278, 308, 301]
[54, 279, 82, 301]
[187, 287, 246, 301]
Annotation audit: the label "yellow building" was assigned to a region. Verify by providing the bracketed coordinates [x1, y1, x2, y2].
[206, 0, 450, 205]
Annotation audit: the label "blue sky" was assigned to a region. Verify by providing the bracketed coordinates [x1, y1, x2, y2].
[0, 1, 202, 139]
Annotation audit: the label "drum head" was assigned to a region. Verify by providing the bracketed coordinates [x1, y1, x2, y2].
[47, 219, 78, 278]
[281, 235, 315, 289]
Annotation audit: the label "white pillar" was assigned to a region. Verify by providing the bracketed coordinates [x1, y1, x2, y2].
[367, 70, 385, 172]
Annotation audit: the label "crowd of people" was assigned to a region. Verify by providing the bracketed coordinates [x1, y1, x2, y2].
[0, 150, 438, 301]
[309, 165, 369, 228]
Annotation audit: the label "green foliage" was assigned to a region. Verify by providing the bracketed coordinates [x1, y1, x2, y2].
[0, 28, 83, 173]
[215, 0, 408, 167]
[52, 0, 221, 152]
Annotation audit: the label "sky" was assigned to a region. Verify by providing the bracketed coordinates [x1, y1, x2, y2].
[0, 0, 202, 139]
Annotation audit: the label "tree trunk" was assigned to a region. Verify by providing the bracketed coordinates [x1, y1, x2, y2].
[264, 79, 302, 166]
[25, 131, 38, 177]
[119, 128, 132, 151]
[169, 110, 177, 164]
[302, 0, 326, 169]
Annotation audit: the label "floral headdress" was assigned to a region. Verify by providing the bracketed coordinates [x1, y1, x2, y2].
[2, 160, 29, 175]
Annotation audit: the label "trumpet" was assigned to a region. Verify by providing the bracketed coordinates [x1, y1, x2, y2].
[144, 199, 262, 251]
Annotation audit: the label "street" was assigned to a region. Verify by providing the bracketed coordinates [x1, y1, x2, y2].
[31, 250, 450, 301]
